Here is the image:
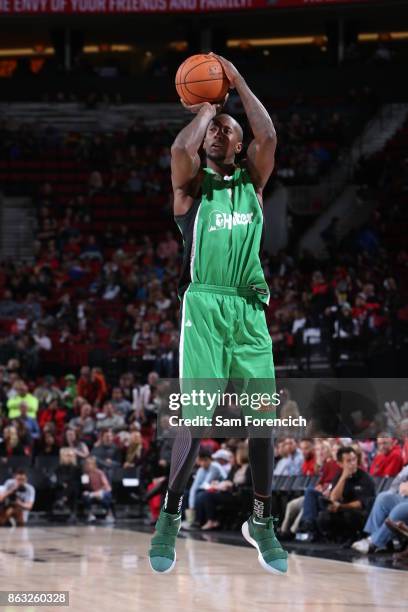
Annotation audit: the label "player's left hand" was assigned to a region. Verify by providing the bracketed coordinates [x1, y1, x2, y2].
[180, 97, 228, 115]
[209, 53, 241, 89]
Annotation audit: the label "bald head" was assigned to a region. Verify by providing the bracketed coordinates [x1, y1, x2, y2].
[216, 114, 243, 141]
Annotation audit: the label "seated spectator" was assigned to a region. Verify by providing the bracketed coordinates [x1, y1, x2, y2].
[91, 428, 122, 471]
[369, 433, 403, 478]
[7, 380, 39, 419]
[38, 398, 67, 442]
[96, 401, 126, 433]
[37, 431, 59, 456]
[63, 427, 89, 463]
[34, 375, 62, 405]
[317, 446, 375, 543]
[352, 464, 408, 554]
[76, 367, 94, 404]
[0, 468, 35, 526]
[13, 419, 32, 454]
[300, 438, 316, 476]
[195, 442, 251, 531]
[32, 324, 52, 352]
[91, 368, 108, 409]
[123, 430, 144, 468]
[111, 387, 132, 418]
[14, 401, 41, 443]
[0, 425, 27, 462]
[69, 403, 96, 442]
[80, 235, 103, 261]
[53, 447, 82, 522]
[189, 449, 233, 529]
[139, 371, 160, 421]
[284, 441, 341, 540]
[210, 449, 233, 479]
[274, 437, 303, 475]
[81, 456, 114, 523]
[182, 448, 232, 530]
[61, 374, 77, 414]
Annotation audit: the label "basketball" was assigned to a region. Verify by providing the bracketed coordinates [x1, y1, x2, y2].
[175, 54, 229, 106]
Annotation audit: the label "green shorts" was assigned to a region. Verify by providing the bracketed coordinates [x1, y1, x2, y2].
[179, 283, 276, 420]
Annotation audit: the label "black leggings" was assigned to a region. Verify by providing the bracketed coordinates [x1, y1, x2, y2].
[168, 425, 274, 498]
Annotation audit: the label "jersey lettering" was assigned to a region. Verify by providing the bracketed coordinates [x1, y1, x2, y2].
[208, 210, 254, 232]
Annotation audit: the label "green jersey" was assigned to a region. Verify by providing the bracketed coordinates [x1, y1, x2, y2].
[175, 166, 269, 304]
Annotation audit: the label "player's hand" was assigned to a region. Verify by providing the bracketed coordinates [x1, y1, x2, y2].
[209, 53, 241, 89]
[180, 97, 228, 115]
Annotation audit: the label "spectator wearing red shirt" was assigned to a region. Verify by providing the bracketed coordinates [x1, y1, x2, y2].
[76, 366, 107, 408]
[300, 438, 316, 476]
[280, 440, 340, 538]
[77, 366, 94, 403]
[91, 367, 108, 409]
[369, 433, 403, 477]
[38, 399, 67, 443]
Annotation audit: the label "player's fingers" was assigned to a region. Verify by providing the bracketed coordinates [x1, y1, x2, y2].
[211, 52, 225, 64]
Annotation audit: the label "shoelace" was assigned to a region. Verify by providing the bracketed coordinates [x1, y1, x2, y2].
[264, 516, 279, 530]
[258, 517, 281, 547]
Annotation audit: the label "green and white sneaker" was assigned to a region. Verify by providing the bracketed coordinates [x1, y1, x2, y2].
[148, 510, 181, 574]
[242, 515, 288, 575]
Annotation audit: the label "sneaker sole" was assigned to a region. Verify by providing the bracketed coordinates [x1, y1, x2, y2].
[351, 544, 370, 554]
[148, 551, 177, 574]
[241, 521, 287, 576]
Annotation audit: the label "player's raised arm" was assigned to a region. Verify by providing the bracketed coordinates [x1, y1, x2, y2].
[214, 54, 277, 192]
[171, 101, 218, 192]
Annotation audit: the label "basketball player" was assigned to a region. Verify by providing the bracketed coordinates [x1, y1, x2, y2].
[149, 54, 288, 574]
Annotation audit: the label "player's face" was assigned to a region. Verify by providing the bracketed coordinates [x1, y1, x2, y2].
[204, 117, 242, 163]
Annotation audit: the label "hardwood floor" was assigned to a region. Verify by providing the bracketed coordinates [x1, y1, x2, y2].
[0, 526, 407, 612]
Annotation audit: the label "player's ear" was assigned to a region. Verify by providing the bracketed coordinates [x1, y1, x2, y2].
[235, 142, 243, 154]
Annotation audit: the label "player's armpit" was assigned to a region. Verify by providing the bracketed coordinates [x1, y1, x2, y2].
[245, 136, 276, 191]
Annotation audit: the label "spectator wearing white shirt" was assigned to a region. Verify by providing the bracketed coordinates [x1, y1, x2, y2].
[274, 437, 303, 476]
[184, 449, 233, 530]
[0, 469, 35, 526]
[32, 324, 52, 351]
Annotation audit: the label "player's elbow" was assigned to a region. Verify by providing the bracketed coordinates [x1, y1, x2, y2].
[261, 129, 277, 146]
[171, 143, 190, 159]
[255, 129, 277, 152]
[171, 143, 185, 155]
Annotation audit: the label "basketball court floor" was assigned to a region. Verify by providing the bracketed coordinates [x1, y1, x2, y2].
[1, 526, 407, 612]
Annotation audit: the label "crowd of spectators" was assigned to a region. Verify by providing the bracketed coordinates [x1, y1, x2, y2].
[1, 109, 407, 380]
[0, 363, 174, 524]
[0, 105, 407, 569]
[1, 358, 408, 554]
[180, 433, 408, 564]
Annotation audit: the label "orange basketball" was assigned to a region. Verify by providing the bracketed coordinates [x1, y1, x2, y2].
[175, 54, 229, 106]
